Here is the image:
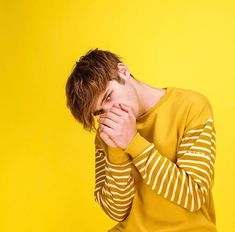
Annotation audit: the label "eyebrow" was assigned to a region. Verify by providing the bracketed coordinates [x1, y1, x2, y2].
[93, 89, 109, 115]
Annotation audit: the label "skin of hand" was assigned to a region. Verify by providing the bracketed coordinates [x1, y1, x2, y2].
[98, 108, 118, 148]
[98, 103, 137, 150]
[98, 103, 124, 148]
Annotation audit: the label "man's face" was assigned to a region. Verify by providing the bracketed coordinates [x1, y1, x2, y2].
[92, 79, 139, 118]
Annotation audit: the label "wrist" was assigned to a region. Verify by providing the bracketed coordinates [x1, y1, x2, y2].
[107, 146, 130, 164]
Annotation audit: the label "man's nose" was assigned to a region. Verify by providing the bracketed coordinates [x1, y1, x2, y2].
[102, 104, 112, 113]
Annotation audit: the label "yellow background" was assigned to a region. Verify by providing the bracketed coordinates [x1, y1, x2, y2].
[0, 0, 234, 231]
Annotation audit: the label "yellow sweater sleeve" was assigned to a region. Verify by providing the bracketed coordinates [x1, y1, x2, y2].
[94, 132, 136, 222]
[124, 95, 216, 212]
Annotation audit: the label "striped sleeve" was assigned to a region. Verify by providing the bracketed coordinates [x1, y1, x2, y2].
[124, 95, 216, 212]
[94, 132, 136, 222]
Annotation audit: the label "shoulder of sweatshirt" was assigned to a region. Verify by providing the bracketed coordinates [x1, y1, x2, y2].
[171, 87, 211, 104]
[171, 87, 213, 113]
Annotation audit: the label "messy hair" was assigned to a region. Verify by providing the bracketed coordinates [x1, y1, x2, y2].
[65, 48, 136, 133]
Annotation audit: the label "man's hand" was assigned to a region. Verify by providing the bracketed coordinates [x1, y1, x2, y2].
[98, 126, 118, 148]
[98, 103, 137, 150]
[98, 103, 122, 149]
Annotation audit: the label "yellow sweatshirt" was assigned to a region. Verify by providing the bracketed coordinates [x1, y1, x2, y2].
[94, 86, 217, 232]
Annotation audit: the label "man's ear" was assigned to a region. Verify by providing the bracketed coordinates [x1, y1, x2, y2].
[117, 63, 131, 80]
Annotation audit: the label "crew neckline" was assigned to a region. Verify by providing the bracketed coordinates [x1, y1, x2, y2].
[136, 87, 173, 121]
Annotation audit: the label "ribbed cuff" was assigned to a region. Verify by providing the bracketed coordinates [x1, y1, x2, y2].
[124, 132, 153, 159]
[107, 147, 130, 164]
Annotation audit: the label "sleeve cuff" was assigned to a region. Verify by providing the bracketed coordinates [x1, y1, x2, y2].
[124, 132, 153, 159]
[107, 147, 130, 164]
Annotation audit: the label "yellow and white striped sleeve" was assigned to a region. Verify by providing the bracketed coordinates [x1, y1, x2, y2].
[94, 133, 136, 222]
[124, 95, 216, 212]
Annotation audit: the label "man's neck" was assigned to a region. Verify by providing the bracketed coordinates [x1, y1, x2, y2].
[133, 80, 166, 118]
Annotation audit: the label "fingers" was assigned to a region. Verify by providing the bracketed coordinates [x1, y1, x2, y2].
[106, 104, 126, 117]
[99, 117, 118, 130]
[99, 104, 126, 123]
[99, 123, 114, 135]
[99, 111, 120, 123]
[98, 103, 132, 130]
[99, 131, 117, 147]
[119, 103, 135, 118]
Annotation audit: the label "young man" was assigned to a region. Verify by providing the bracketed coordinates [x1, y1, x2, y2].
[65, 48, 217, 232]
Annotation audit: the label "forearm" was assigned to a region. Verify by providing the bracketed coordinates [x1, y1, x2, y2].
[94, 146, 136, 222]
[123, 124, 216, 213]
